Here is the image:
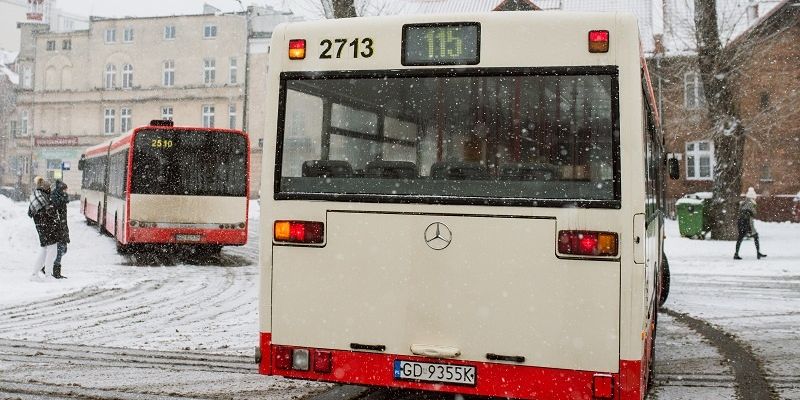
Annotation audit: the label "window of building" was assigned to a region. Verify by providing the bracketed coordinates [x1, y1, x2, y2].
[203, 58, 215, 85]
[202, 105, 215, 128]
[20, 111, 28, 137]
[105, 64, 116, 89]
[203, 24, 217, 38]
[123, 27, 134, 42]
[9, 120, 17, 138]
[105, 28, 116, 43]
[121, 107, 132, 132]
[228, 104, 236, 129]
[685, 140, 714, 180]
[164, 25, 176, 40]
[62, 39, 71, 50]
[22, 66, 32, 89]
[46, 40, 56, 51]
[163, 60, 175, 87]
[104, 108, 116, 134]
[759, 92, 770, 111]
[684, 71, 706, 110]
[759, 165, 773, 182]
[161, 106, 173, 121]
[229, 57, 237, 84]
[122, 64, 133, 89]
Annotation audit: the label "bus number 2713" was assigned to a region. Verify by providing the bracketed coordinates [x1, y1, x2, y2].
[320, 38, 374, 59]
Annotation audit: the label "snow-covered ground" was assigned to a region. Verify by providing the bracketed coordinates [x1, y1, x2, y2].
[662, 219, 800, 400]
[0, 195, 263, 354]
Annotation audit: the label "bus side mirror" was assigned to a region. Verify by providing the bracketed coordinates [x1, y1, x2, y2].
[78, 159, 85, 171]
[668, 158, 680, 180]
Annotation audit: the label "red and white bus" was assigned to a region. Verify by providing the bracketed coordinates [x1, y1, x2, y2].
[80, 120, 250, 253]
[259, 11, 672, 400]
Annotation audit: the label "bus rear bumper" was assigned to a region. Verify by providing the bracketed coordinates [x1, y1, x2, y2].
[127, 227, 247, 245]
[258, 333, 644, 400]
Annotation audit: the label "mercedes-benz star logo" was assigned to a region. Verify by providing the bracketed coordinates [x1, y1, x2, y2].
[424, 222, 452, 250]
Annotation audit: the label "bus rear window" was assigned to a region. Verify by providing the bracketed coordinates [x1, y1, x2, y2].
[132, 129, 247, 197]
[277, 69, 619, 207]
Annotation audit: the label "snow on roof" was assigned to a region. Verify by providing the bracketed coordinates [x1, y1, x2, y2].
[0, 49, 18, 65]
[0, 65, 19, 85]
[0, 50, 19, 85]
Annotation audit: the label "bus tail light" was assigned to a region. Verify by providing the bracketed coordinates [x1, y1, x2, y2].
[558, 230, 618, 256]
[289, 39, 306, 60]
[275, 346, 292, 370]
[274, 220, 324, 244]
[313, 350, 332, 373]
[588, 30, 609, 53]
[593, 374, 614, 398]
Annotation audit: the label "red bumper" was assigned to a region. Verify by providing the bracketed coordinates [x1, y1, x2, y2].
[127, 226, 247, 245]
[258, 333, 643, 400]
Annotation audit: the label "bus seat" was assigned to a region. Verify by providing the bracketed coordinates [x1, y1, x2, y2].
[430, 162, 489, 180]
[364, 161, 418, 179]
[302, 160, 353, 178]
[500, 163, 558, 181]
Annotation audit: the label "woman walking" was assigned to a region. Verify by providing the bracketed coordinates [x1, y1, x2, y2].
[28, 177, 60, 279]
[50, 180, 70, 278]
[734, 187, 767, 260]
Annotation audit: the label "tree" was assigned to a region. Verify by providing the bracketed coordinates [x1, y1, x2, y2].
[293, 0, 397, 19]
[694, 0, 746, 240]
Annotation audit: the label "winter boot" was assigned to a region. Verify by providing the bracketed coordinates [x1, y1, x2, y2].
[52, 263, 66, 279]
[733, 254, 742, 260]
[757, 253, 767, 259]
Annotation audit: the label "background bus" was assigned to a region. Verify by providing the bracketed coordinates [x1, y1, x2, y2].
[80, 120, 250, 254]
[259, 12, 668, 400]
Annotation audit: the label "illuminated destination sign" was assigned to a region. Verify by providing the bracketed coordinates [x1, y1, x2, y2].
[402, 23, 480, 66]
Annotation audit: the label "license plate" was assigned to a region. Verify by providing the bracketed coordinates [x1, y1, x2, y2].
[393, 360, 476, 386]
[175, 234, 202, 242]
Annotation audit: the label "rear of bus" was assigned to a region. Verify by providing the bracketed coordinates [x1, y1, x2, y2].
[120, 125, 250, 250]
[260, 12, 654, 400]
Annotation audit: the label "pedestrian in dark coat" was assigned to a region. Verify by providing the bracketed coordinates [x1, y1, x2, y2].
[50, 180, 70, 278]
[28, 177, 60, 279]
[734, 187, 767, 260]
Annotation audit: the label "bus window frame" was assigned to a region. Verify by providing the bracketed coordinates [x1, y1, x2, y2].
[274, 66, 622, 209]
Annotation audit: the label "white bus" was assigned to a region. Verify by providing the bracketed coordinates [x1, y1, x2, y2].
[80, 120, 250, 254]
[258, 11, 671, 400]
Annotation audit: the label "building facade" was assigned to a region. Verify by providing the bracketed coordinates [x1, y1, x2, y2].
[3, 6, 297, 196]
[654, 0, 799, 220]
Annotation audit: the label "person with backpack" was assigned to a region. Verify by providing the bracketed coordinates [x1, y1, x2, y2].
[50, 179, 70, 278]
[28, 176, 60, 280]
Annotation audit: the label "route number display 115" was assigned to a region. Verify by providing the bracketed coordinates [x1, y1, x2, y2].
[402, 23, 480, 66]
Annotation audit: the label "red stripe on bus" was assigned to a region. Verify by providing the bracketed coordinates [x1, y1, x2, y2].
[259, 332, 272, 375]
[259, 338, 645, 400]
[127, 227, 247, 245]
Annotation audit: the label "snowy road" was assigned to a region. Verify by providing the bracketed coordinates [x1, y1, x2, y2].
[1, 195, 799, 399]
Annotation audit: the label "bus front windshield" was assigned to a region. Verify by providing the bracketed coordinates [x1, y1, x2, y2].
[131, 130, 247, 197]
[278, 69, 618, 206]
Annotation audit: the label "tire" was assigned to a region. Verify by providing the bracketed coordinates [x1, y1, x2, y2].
[659, 253, 671, 307]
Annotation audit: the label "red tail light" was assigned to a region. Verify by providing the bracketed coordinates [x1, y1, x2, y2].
[274, 220, 324, 244]
[274, 346, 292, 370]
[313, 350, 332, 373]
[558, 230, 618, 256]
[588, 30, 609, 53]
[593, 374, 614, 398]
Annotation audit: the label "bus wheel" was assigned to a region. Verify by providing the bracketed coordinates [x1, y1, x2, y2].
[659, 254, 671, 307]
[116, 241, 131, 254]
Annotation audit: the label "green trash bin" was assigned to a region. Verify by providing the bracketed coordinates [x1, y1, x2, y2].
[676, 193, 712, 238]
